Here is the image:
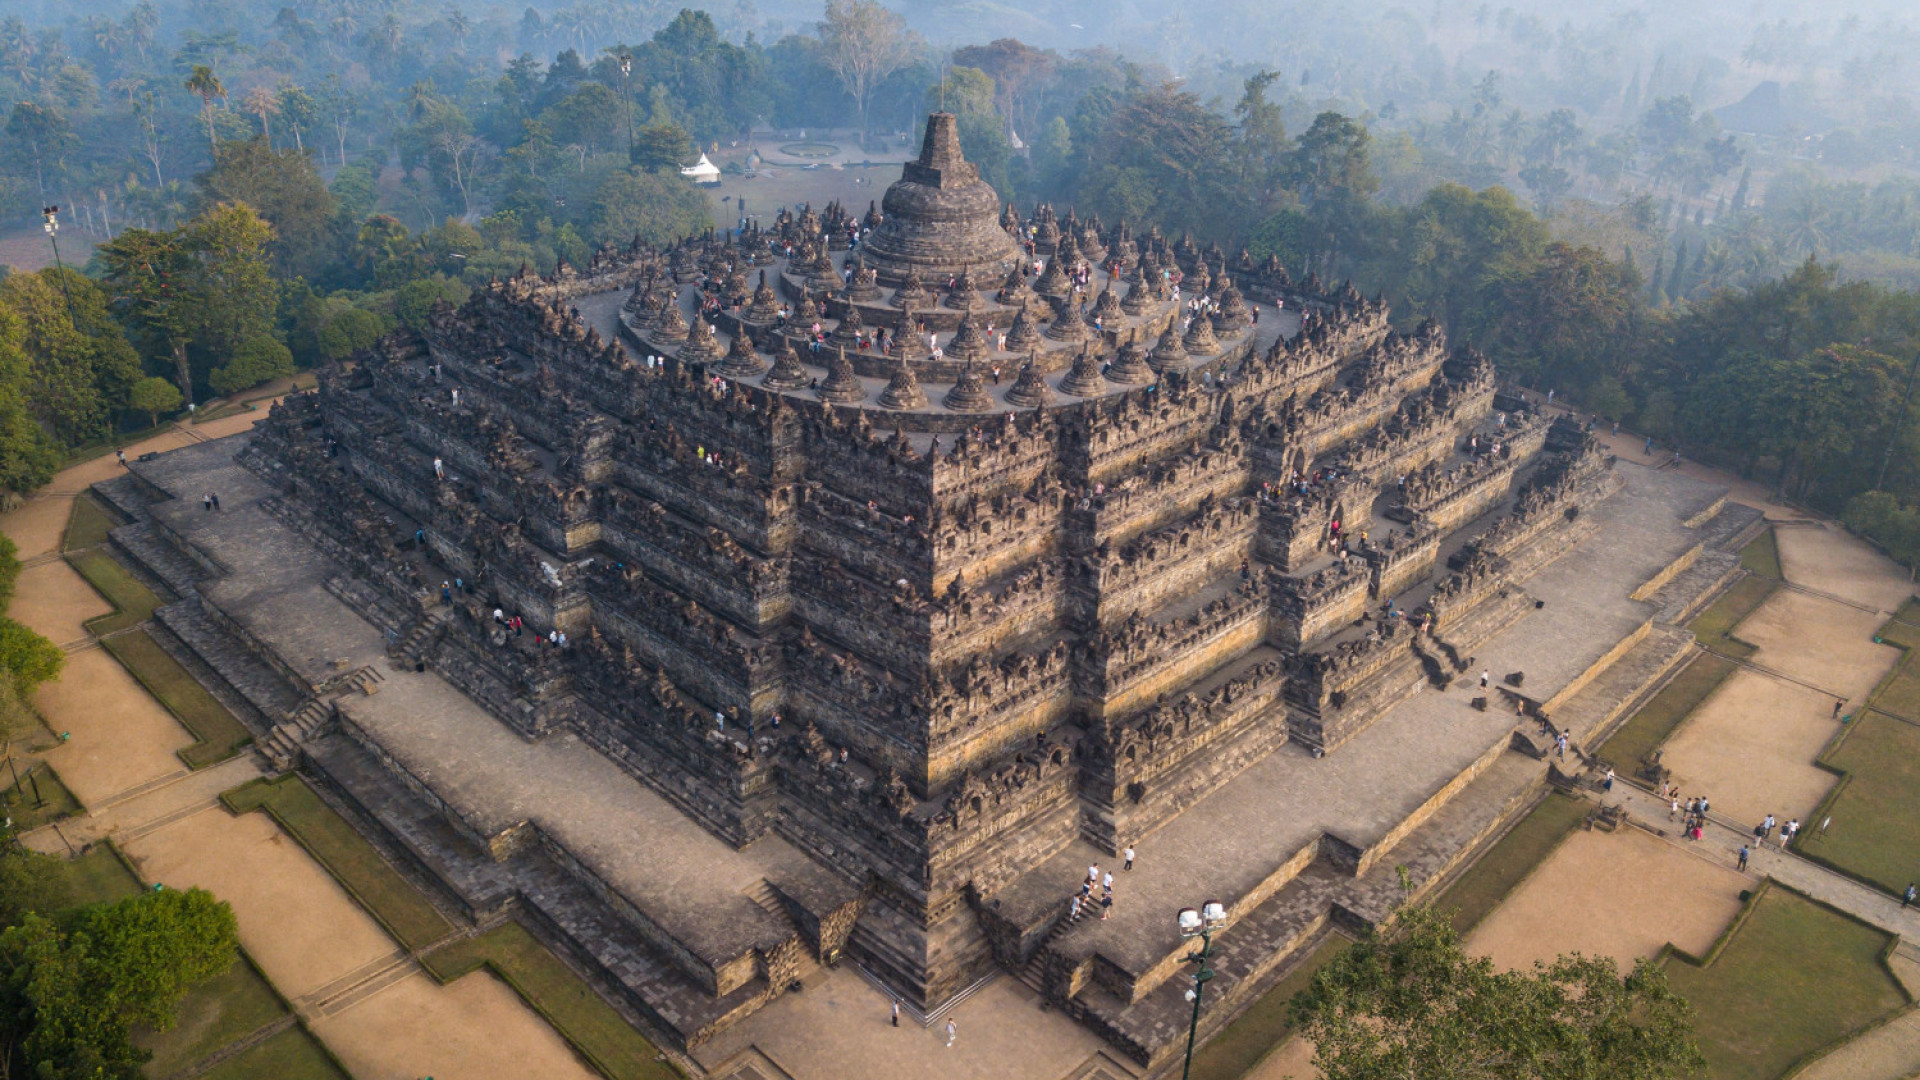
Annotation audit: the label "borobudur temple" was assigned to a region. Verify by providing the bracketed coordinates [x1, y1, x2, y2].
[95, 112, 1762, 1074]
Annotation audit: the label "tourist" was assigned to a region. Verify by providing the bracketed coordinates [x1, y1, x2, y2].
[1087, 864, 1099, 885]
[1099, 893, 1112, 920]
[441, 581, 452, 603]
[1784, 819, 1799, 846]
[116, 449, 126, 467]
[1602, 768, 1614, 793]
[1833, 699, 1844, 719]
[1737, 845, 1749, 871]
[1479, 670, 1490, 689]
[202, 493, 212, 511]
[434, 456, 444, 479]
[891, 1000, 900, 1027]
[1905, 884, 1916, 909]
[1669, 797, 1680, 821]
[945, 1019, 957, 1047]
[1101, 871, 1113, 894]
[1069, 895, 1082, 921]
[1123, 846, 1135, 871]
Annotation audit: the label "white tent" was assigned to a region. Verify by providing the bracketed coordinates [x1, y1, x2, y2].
[680, 153, 722, 185]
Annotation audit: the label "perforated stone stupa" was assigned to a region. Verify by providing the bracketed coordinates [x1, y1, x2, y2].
[103, 112, 1761, 1077]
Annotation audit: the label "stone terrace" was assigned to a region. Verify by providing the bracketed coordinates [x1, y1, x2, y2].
[995, 462, 1726, 1004]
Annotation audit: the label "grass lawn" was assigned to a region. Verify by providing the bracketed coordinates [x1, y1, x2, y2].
[1740, 527, 1783, 579]
[1664, 886, 1907, 1080]
[1186, 936, 1350, 1080]
[1690, 573, 1776, 660]
[1435, 791, 1589, 936]
[1598, 652, 1738, 772]
[2, 759, 80, 830]
[1867, 600, 1920, 722]
[222, 775, 454, 951]
[61, 842, 143, 905]
[134, 953, 290, 1077]
[422, 920, 680, 1080]
[1796, 711, 1920, 895]
[195, 1024, 348, 1080]
[61, 494, 121, 552]
[101, 629, 252, 768]
[67, 547, 160, 634]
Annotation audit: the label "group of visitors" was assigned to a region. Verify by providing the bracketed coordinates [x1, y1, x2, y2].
[1066, 850, 1136, 923]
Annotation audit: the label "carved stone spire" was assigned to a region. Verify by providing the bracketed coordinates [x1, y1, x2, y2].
[1183, 309, 1220, 354]
[877, 355, 929, 410]
[816, 346, 866, 402]
[1004, 305, 1043, 352]
[944, 362, 994, 412]
[831, 303, 866, 349]
[1045, 296, 1090, 343]
[679, 312, 722, 363]
[1004, 357, 1054, 408]
[890, 305, 930, 361]
[946, 312, 990, 363]
[1106, 332, 1155, 385]
[762, 339, 810, 390]
[717, 328, 767, 378]
[652, 301, 689, 342]
[1150, 324, 1189, 371]
[1059, 347, 1106, 397]
[890, 269, 930, 309]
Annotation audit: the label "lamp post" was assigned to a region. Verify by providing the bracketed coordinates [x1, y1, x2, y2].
[42, 205, 76, 319]
[618, 52, 635, 164]
[1177, 901, 1228, 1080]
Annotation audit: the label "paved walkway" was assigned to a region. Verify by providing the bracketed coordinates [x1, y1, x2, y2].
[1594, 777, 1920, 943]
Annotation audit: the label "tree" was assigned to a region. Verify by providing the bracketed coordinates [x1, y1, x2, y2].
[0, 886, 238, 1079]
[274, 83, 314, 155]
[1291, 904, 1702, 1080]
[0, 270, 141, 447]
[630, 121, 692, 171]
[0, 618, 61, 692]
[546, 83, 624, 166]
[128, 375, 182, 426]
[951, 39, 1055, 144]
[0, 308, 62, 496]
[5, 102, 71, 202]
[196, 139, 338, 278]
[183, 64, 225, 162]
[96, 228, 197, 404]
[590, 167, 712, 248]
[819, 0, 913, 145]
[209, 336, 292, 395]
[181, 203, 279, 366]
[242, 85, 275, 145]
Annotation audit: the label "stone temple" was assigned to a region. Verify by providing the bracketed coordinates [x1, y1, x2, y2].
[97, 113, 1761, 1074]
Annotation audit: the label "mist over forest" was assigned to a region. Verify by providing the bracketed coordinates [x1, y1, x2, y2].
[5, 0, 1920, 557]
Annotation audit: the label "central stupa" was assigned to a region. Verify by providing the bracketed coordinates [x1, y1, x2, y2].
[860, 111, 1022, 283]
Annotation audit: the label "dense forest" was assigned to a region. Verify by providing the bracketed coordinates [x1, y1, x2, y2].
[0, 0, 1918, 565]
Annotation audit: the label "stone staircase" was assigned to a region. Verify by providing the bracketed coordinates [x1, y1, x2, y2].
[261, 698, 336, 770]
[743, 880, 820, 985]
[388, 609, 450, 671]
[1017, 909, 1075, 995]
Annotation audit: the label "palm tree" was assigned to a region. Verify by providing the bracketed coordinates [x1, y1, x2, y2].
[184, 64, 225, 162]
[444, 6, 471, 52]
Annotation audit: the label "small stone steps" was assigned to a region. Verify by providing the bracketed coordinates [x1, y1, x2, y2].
[110, 521, 206, 594]
[261, 698, 334, 770]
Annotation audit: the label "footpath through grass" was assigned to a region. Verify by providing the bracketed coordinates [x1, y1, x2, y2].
[101, 629, 252, 768]
[423, 921, 681, 1080]
[222, 774, 454, 951]
[1665, 885, 1907, 1080]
